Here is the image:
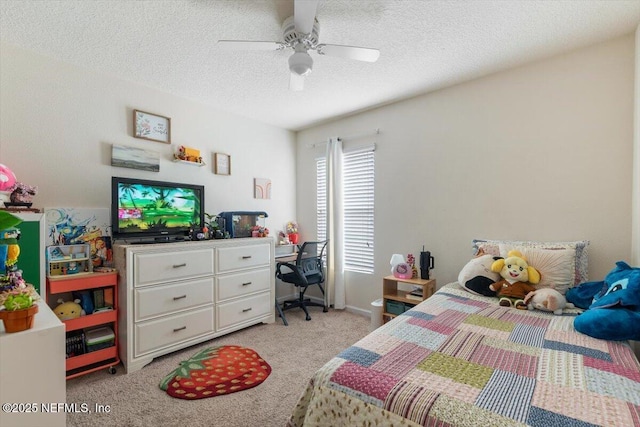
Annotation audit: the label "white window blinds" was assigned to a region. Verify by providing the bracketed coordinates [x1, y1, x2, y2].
[342, 148, 375, 273]
[316, 157, 327, 242]
[316, 146, 375, 273]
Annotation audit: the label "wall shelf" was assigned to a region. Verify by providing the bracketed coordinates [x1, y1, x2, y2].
[173, 159, 205, 167]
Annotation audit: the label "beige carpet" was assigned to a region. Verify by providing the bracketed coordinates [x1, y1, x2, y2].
[66, 308, 369, 427]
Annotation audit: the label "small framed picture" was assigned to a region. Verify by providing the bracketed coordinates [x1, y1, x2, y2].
[214, 153, 231, 175]
[133, 109, 171, 144]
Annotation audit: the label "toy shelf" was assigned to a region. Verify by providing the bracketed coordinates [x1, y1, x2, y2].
[63, 309, 116, 332]
[47, 272, 116, 293]
[46, 271, 120, 379]
[66, 346, 118, 378]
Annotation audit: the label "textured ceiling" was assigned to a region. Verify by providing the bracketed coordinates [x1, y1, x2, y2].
[1, 1, 640, 131]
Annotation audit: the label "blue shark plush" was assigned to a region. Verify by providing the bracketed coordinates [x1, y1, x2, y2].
[571, 261, 640, 341]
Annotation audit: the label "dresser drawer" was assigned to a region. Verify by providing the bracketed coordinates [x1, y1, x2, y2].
[217, 268, 271, 301]
[133, 248, 214, 287]
[135, 306, 214, 356]
[216, 244, 271, 273]
[135, 277, 214, 321]
[217, 292, 271, 330]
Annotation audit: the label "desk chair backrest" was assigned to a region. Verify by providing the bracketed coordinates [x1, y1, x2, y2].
[296, 240, 328, 285]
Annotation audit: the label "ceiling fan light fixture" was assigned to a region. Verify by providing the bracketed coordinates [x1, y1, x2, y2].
[289, 51, 313, 76]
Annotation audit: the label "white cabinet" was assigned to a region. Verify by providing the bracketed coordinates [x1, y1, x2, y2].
[114, 238, 274, 373]
[0, 302, 66, 427]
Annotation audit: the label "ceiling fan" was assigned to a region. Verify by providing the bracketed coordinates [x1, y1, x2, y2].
[217, 0, 380, 91]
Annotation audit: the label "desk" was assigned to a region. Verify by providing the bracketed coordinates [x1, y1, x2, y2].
[275, 251, 319, 264]
[275, 253, 298, 263]
[274, 243, 297, 259]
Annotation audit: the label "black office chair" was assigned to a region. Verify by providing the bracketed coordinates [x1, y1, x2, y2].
[275, 240, 329, 325]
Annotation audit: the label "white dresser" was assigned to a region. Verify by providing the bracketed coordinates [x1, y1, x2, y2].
[114, 238, 274, 373]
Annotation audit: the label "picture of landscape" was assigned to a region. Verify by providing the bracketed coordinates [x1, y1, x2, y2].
[111, 144, 160, 172]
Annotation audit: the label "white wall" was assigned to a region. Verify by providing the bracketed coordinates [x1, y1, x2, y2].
[297, 35, 636, 312]
[0, 43, 297, 238]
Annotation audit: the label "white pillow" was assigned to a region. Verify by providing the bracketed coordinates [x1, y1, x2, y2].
[472, 239, 589, 285]
[499, 244, 576, 294]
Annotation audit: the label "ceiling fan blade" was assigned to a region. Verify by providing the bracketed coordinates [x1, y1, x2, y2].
[289, 72, 304, 91]
[316, 44, 380, 62]
[217, 40, 285, 51]
[294, 0, 319, 34]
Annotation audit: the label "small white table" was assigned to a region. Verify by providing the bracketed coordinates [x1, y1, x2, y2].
[0, 301, 66, 427]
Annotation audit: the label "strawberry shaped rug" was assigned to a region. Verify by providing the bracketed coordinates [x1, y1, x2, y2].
[159, 345, 271, 400]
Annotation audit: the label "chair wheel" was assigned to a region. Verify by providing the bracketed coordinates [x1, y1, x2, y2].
[323, 307, 328, 312]
[108, 366, 116, 375]
[305, 315, 311, 321]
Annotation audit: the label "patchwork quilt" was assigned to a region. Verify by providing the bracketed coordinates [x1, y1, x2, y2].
[289, 283, 640, 427]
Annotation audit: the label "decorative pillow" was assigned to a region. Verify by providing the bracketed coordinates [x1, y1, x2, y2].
[457, 254, 499, 296]
[498, 244, 576, 294]
[472, 239, 589, 286]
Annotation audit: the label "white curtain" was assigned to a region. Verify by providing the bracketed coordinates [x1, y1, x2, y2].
[325, 137, 345, 309]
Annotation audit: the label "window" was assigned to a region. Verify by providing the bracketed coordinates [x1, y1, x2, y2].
[316, 147, 375, 273]
[343, 148, 375, 273]
[316, 158, 327, 243]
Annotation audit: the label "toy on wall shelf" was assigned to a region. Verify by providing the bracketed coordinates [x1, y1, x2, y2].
[174, 146, 205, 166]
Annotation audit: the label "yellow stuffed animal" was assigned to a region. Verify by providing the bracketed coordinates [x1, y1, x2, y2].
[489, 250, 540, 309]
[54, 298, 84, 320]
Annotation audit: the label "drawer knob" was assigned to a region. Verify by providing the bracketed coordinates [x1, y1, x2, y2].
[173, 326, 187, 332]
[241, 255, 252, 259]
[242, 282, 252, 286]
[173, 263, 187, 268]
[242, 307, 252, 313]
[173, 295, 187, 300]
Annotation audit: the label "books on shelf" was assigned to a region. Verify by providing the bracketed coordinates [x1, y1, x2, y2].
[406, 288, 424, 301]
[66, 330, 86, 358]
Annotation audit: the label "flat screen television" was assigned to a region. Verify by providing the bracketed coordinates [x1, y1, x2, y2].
[111, 176, 204, 242]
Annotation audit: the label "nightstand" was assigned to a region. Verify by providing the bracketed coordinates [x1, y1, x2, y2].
[382, 275, 436, 323]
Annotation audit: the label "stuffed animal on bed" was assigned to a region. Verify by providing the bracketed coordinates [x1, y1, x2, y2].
[524, 288, 574, 315]
[489, 250, 540, 310]
[457, 251, 500, 296]
[570, 261, 640, 341]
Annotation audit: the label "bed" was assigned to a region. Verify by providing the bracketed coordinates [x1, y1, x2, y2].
[288, 240, 640, 427]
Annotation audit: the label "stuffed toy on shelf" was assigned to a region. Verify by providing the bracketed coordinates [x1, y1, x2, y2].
[53, 298, 84, 321]
[489, 250, 540, 310]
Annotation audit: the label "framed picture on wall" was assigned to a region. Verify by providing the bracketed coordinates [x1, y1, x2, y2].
[111, 144, 160, 172]
[133, 109, 171, 143]
[214, 153, 231, 175]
